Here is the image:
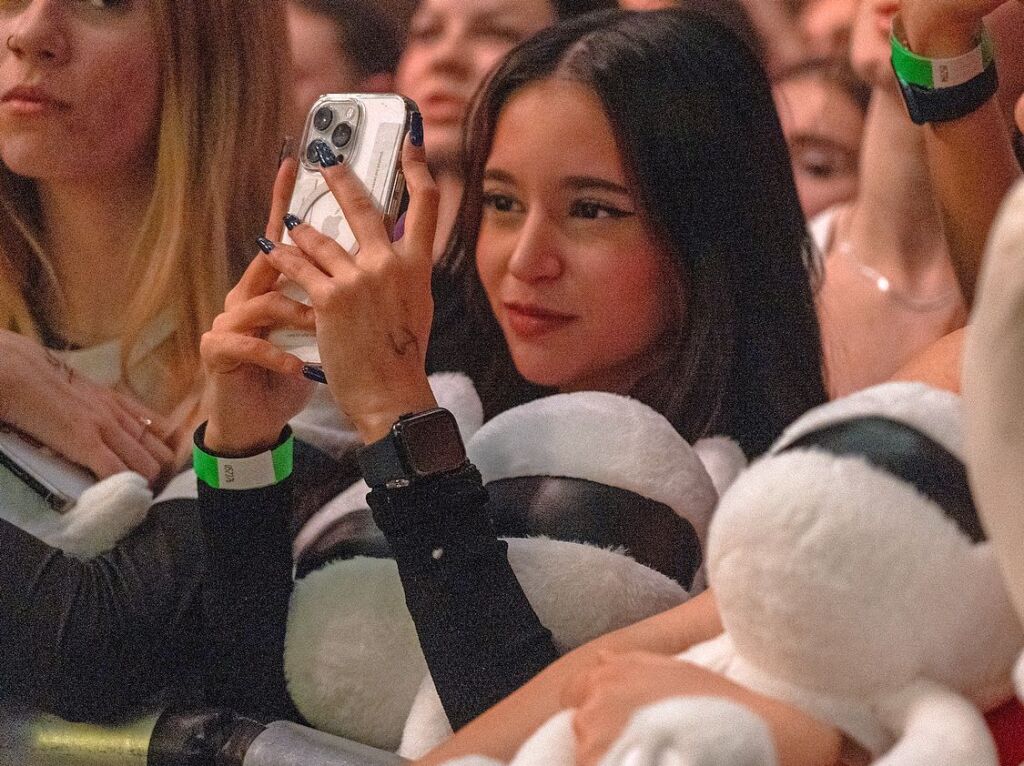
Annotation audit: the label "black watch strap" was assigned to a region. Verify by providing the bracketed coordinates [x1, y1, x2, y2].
[895, 63, 999, 125]
[359, 429, 407, 489]
[358, 408, 468, 490]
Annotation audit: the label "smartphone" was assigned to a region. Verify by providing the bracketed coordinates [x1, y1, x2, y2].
[0, 427, 94, 517]
[270, 94, 416, 375]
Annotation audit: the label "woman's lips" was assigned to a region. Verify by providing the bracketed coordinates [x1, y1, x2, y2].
[1, 86, 69, 116]
[503, 302, 576, 338]
[419, 93, 465, 123]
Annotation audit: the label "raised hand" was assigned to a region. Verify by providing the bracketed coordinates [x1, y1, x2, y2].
[900, 0, 1022, 55]
[0, 330, 175, 482]
[263, 127, 440, 444]
[200, 157, 315, 454]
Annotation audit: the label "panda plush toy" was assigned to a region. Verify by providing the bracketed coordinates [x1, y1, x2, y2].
[285, 382, 745, 754]
[472, 382, 1022, 766]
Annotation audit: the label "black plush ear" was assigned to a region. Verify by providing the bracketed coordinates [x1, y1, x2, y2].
[485, 476, 702, 589]
[780, 416, 984, 543]
[467, 391, 721, 592]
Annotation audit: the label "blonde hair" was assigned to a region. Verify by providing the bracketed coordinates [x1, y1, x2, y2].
[0, 0, 286, 412]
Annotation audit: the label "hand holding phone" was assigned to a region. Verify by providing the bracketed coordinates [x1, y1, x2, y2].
[269, 94, 414, 376]
[258, 115, 439, 444]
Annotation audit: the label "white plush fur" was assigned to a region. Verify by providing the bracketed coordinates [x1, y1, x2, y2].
[0, 471, 152, 559]
[469, 392, 725, 543]
[286, 537, 688, 752]
[691, 436, 747, 497]
[506, 698, 780, 766]
[483, 383, 1021, 766]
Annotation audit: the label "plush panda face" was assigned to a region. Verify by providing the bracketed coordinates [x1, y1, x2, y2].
[707, 450, 1004, 696]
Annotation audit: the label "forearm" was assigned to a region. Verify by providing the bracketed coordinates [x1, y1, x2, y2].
[903, 10, 1022, 304]
[0, 502, 205, 720]
[369, 465, 560, 730]
[197, 457, 299, 722]
[415, 589, 724, 765]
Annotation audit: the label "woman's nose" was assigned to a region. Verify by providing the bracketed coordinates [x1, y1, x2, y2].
[506, 212, 563, 283]
[4, 0, 70, 66]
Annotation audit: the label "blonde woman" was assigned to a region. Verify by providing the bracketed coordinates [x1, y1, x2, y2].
[0, 0, 287, 720]
[0, 0, 285, 480]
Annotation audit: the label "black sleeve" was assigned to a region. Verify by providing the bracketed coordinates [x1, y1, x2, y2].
[367, 465, 560, 729]
[0, 499, 206, 721]
[196, 474, 300, 723]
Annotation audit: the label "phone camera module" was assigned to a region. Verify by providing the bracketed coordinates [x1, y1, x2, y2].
[313, 106, 334, 132]
[332, 122, 353, 149]
[305, 142, 320, 164]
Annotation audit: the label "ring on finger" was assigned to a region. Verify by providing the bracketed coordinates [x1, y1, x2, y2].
[138, 416, 153, 438]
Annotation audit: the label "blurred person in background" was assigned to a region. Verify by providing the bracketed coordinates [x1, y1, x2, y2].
[774, 57, 869, 219]
[286, 0, 403, 138]
[813, 0, 966, 397]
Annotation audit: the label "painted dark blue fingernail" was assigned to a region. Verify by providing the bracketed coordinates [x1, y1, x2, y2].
[312, 138, 339, 167]
[302, 365, 327, 384]
[284, 213, 302, 231]
[256, 236, 275, 254]
[410, 112, 423, 147]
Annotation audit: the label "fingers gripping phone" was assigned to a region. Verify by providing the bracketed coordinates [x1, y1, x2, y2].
[270, 94, 415, 374]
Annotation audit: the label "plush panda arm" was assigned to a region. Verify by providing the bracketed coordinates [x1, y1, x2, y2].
[873, 680, 998, 766]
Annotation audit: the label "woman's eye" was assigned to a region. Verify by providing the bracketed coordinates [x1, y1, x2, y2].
[407, 17, 442, 42]
[80, 0, 128, 7]
[791, 143, 856, 181]
[569, 200, 634, 220]
[482, 192, 522, 214]
[474, 24, 524, 45]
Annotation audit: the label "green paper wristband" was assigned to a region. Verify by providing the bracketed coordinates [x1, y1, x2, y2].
[890, 15, 994, 90]
[194, 431, 293, 490]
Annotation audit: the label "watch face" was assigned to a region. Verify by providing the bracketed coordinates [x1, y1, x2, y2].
[399, 410, 467, 477]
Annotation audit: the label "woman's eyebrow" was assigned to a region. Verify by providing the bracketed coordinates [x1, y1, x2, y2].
[483, 168, 517, 184]
[562, 176, 632, 196]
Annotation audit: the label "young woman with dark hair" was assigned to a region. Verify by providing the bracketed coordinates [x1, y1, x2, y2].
[197, 4, 827, 746]
[429, 7, 825, 456]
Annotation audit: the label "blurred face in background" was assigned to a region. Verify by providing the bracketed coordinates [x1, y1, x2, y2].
[775, 70, 865, 218]
[396, 0, 556, 172]
[287, 2, 361, 137]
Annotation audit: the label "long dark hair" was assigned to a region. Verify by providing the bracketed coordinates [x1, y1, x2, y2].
[431, 9, 827, 456]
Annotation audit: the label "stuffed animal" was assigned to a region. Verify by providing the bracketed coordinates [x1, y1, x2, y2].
[284, 388, 745, 753]
[481, 382, 1023, 766]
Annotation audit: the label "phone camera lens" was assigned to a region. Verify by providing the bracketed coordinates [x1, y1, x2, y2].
[305, 142, 320, 164]
[313, 106, 334, 131]
[332, 122, 353, 148]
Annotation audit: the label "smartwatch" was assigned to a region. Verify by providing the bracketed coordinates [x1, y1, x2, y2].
[890, 15, 998, 125]
[358, 408, 468, 489]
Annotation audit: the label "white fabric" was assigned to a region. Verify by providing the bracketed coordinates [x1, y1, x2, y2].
[0, 471, 152, 559]
[468, 392, 728, 548]
[54, 310, 175, 406]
